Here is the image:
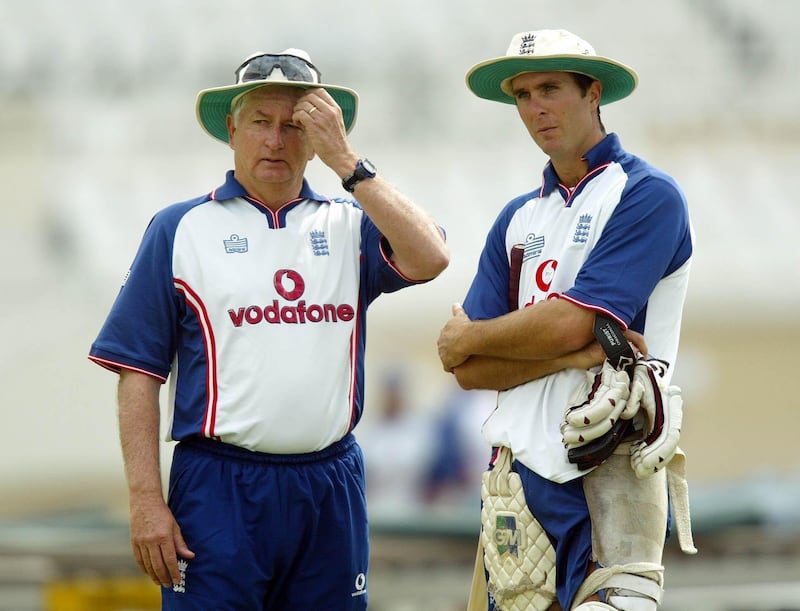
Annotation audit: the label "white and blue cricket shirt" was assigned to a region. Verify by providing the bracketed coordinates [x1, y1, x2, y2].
[89, 171, 422, 454]
[463, 133, 693, 483]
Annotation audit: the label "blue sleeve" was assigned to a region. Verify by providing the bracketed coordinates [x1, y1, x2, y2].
[565, 172, 692, 324]
[89, 207, 184, 379]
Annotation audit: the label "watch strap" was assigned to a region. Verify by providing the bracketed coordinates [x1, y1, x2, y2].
[342, 159, 376, 193]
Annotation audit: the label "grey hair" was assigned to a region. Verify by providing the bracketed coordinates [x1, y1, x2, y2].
[229, 91, 250, 126]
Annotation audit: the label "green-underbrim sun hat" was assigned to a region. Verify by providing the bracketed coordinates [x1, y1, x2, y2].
[196, 48, 359, 143]
[466, 29, 638, 106]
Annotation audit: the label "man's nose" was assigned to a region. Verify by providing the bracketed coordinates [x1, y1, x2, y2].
[264, 126, 284, 148]
[522, 96, 546, 115]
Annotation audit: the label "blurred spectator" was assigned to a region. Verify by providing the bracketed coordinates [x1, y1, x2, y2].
[422, 383, 496, 508]
[359, 367, 436, 515]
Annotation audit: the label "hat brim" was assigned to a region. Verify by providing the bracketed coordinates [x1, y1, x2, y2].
[196, 81, 359, 143]
[466, 55, 638, 106]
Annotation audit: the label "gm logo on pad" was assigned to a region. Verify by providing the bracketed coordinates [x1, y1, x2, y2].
[494, 513, 523, 557]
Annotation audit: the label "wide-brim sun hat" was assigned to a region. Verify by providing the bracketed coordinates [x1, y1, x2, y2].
[196, 48, 359, 143]
[466, 29, 639, 106]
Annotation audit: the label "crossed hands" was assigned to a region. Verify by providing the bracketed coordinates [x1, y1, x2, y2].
[437, 303, 472, 372]
[436, 302, 649, 374]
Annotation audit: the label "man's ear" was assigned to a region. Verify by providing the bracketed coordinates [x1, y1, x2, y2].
[226, 115, 236, 149]
[590, 80, 603, 108]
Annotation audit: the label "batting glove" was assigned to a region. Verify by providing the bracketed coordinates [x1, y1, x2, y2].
[628, 358, 684, 478]
[561, 360, 636, 450]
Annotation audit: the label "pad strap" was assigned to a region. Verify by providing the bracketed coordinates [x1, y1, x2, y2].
[571, 562, 664, 610]
[666, 447, 698, 554]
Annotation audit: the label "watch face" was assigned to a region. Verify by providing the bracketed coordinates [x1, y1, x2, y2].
[362, 159, 377, 175]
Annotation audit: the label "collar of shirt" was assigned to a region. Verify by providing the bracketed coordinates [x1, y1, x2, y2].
[211, 170, 329, 203]
[541, 132, 623, 196]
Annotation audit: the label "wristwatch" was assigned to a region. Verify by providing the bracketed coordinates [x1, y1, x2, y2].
[342, 158, 377, 193]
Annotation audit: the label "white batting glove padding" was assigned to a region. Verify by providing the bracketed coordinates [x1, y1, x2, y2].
[561, 360, 633, 449]
[628, 359, 684, 478]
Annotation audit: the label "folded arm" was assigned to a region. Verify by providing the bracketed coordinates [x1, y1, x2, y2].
[440, 301, 647, 391]
[438, 298, 596, 372]
[452, 342, 606, 390]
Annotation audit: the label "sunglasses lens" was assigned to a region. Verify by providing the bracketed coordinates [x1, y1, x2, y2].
[237, 55, 320, 84]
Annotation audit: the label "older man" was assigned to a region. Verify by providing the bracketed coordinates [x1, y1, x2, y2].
[90, 48, 448, 610]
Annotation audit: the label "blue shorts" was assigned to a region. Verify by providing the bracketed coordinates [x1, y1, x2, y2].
[161, 434, 369, 610]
